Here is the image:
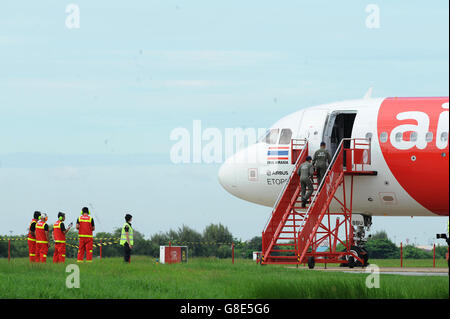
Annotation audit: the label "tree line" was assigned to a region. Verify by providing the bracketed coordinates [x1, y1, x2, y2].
[0, 223, 262, 259]
[0, 226, 447, 260]
[363, 231, 448, 259]
[336, 230, 448, 259]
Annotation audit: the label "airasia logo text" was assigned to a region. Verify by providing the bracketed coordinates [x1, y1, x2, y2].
[390, 102, 448, 150]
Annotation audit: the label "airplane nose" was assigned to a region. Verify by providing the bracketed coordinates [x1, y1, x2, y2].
[218, 157, 237, 192]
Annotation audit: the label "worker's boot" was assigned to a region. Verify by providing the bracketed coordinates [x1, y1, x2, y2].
[301, 199, 306, 208]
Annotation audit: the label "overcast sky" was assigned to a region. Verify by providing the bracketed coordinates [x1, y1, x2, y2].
[0, 1, 448, 245]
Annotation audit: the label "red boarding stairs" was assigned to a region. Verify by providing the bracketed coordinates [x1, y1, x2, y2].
[261, 138, 376, 267]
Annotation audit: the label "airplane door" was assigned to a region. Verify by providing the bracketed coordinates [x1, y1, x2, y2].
[297, 109, 329, 153]
[322, 111, 357, 157]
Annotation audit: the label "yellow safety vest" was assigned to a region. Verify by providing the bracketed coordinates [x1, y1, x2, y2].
[120, 223, 133, 246]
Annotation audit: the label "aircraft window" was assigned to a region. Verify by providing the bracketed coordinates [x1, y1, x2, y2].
[379, 132, 388, 143]
[410, 132, 418, 142]
[395, 132, 402, 142]
[279, 129, 292, 144]
[259, 130, 269, 142]
[264, 129, 280, 144]
[426, 132, 433, 142]
[441, 132, 448, 142]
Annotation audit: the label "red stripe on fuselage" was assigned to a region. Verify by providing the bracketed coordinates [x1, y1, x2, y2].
[377, 97, 449, 216]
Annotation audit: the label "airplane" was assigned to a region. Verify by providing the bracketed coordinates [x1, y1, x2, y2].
[218, 92, 449, 264]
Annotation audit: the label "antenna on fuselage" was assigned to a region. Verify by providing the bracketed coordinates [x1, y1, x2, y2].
[363, 87, 373, 99]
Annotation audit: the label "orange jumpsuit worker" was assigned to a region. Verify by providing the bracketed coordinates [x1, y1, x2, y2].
[27, 211, 41, 262]
[35, 213, 50, 263]
[52, 212, 73, 263]
[76, 207, 95, 263]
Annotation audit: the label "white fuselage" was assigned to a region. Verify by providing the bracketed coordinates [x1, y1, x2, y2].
[218, 97, 449, 217]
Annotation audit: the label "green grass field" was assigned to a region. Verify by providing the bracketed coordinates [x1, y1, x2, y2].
[0, 257, 448, 299]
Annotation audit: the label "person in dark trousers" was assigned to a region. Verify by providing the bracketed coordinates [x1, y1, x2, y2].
[313, 142, 332, 185]
[120, 214, 134, 263]
[298, 156, 314, 208]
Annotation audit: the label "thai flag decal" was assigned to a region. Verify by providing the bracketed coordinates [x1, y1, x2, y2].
[267, 146, 289, 160]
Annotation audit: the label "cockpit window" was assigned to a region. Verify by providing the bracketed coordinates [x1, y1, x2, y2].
[262, 129, 280, 144]
[279, 129, 292, 144]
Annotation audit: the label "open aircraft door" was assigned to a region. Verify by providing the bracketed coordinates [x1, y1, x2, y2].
[297, 108, 329, 154]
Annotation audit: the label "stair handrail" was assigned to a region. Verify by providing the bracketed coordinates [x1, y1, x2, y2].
[296, 137, 371, 233]
[296, 138, 346, 233]
[346, 138, 372, 171]
[262, 138, 308, 231]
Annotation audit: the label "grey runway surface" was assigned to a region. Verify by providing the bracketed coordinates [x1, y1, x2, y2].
[290, 266, 449, 276]
[342, 271, 448, 277]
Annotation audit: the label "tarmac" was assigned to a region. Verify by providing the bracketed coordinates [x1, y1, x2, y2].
[290, 266, 449, 276]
